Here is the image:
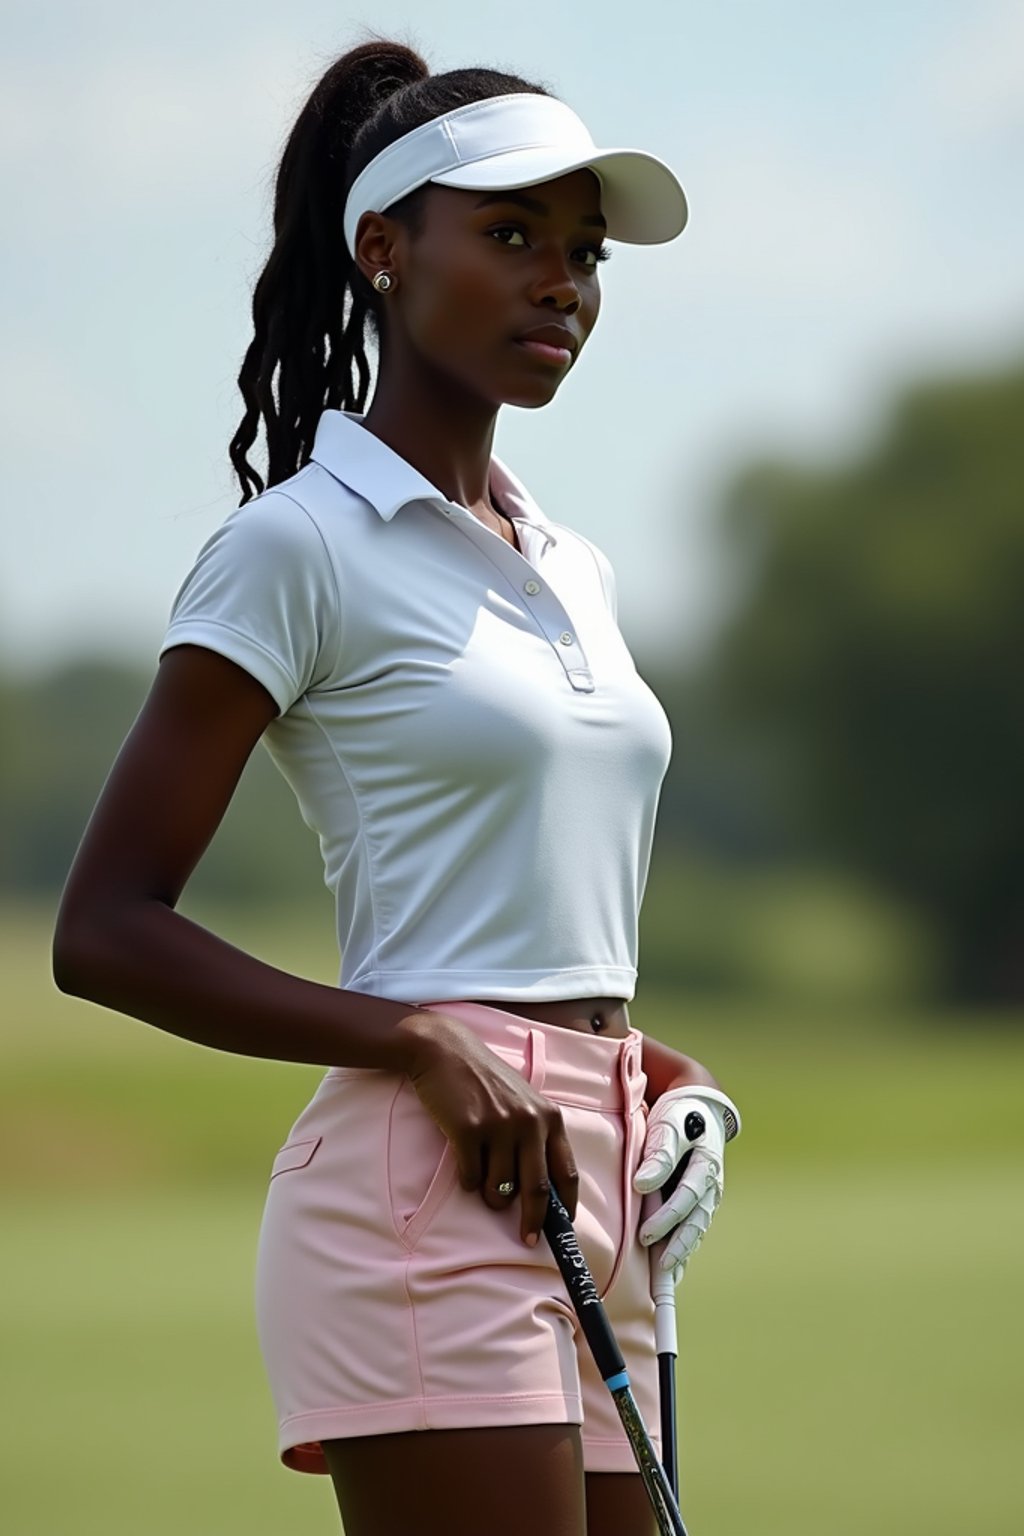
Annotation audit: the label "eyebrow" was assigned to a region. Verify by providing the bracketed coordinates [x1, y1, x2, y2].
[473, 190, 607, 230]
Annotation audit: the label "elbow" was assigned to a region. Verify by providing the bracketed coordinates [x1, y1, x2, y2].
[52, 891, 166, 1001]
[51, 907, 95, 997]
[51, 896, 119, 999]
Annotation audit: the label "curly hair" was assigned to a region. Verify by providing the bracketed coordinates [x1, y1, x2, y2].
[229, 36, 551, 504]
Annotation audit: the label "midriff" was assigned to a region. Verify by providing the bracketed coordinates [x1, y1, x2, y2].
[464, 996, 630, 1038]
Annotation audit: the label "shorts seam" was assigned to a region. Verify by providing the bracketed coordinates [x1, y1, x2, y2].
[580, 1435, 649, 1446]
[402, 1255, 428, 1426]
[281, 1390, 577, 1427]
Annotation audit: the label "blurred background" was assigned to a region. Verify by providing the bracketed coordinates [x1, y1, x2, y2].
[3, 2, 1022, 1532]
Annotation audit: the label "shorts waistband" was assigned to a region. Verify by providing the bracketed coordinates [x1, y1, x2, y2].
[382, 1000, 648, 1114]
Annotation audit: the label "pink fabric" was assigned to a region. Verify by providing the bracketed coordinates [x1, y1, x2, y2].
[254, 1002, 660, 1474]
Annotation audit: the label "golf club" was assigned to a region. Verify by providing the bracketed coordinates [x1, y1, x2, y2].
[650, 1113, 706, 1501]
[543, 1186, 689, 1536]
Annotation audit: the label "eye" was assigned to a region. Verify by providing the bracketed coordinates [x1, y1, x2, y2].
[578, 243, 613, 269]
[489, 225, 528, 247]
[488, 225, 612, 271]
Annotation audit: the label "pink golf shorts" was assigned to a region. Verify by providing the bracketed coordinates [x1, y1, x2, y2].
[253, 1001, 661, 1475]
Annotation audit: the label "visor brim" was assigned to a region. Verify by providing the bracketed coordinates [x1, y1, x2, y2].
[431, 145, 688, 245]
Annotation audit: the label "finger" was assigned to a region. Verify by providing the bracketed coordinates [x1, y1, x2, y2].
[516, 1130, 550, 1247]
[639, 1169, 704, 1246]
[660, 1257, 685, 1289]
[653, 1249, 687, 1289]
[661, 1220, 704, 1271]
[641, 1150, 722, 1245]
[546, 1112, 579, 1224]
[633, 1150, 675, 1193]
[633, 1121, 683, 1192]
[635, 1124, 709, 1191]
[456, 1136, 484, 1193]
[661, 1193, 717, 1270]
[480, 1137, 518, 1212]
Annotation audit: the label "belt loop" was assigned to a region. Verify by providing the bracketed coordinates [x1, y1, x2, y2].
[621, 1033, 645, 1113]
[527, 1027, 547, 1091]
[617, 1039, 631, 1112]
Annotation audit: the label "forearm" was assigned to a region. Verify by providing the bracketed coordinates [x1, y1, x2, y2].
[640, 1031, 725, 1107]
[51, 896, 440, 1073]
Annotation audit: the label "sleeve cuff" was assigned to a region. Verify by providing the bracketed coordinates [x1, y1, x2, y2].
[157, 619, 298, 715]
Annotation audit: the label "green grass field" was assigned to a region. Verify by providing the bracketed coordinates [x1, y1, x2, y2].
[4, 900, 1023, 1534]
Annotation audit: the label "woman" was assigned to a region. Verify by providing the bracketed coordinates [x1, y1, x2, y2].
[53, 39, 741, 1536]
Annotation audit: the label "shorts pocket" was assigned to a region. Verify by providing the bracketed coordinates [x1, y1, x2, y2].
[270, 1135, 322, 1179]
[385, 1077, 459, 1253]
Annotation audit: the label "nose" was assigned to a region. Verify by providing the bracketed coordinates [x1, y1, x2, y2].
[530, 247, 582, 312]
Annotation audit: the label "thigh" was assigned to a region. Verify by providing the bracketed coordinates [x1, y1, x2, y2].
[585, 1473, 658, 1536]
[323, 1425, 586, 1536]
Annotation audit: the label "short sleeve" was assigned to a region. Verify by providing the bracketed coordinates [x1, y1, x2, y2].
[158, 489, 340, 715]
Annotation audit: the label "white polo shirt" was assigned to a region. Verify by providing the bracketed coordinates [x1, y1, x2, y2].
[160, 409, 673, 1003]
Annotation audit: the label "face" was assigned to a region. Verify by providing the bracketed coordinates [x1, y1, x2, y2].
[355, 167, 607, 410]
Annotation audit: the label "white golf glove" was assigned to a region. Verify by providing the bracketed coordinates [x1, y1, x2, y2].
[634, 1085, 742, 1281]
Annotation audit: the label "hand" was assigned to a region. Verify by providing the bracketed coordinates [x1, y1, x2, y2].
[634, 1085, 742, 1280]
[400, 1010, 579, 1248]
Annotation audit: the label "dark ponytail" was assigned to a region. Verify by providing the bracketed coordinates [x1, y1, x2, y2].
[229, 36, 551, 503]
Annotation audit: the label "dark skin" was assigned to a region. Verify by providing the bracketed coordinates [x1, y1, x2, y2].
[52, 166, 727, 1536]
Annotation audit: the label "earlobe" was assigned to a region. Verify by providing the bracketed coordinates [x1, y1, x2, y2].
[353, 210, 401, 291]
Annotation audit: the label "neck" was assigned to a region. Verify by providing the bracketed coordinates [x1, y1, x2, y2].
[361, 357, 500, 515]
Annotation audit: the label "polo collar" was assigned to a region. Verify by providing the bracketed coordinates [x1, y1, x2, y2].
[308, 408, 558, 546]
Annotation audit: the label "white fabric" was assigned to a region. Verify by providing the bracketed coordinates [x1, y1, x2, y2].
[634, 1085, 742, 1281]
[159, 409, 673, 1004]
[343, 92, 688, 256]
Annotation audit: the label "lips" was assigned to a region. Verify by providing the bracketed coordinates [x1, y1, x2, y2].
[514, 325, 579, 357]
[514, 338, 574, 366]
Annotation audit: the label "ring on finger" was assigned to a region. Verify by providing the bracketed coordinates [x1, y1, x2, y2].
[497, 1180, 516, 1197]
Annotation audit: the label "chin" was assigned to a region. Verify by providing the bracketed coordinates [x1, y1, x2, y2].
[508, 394, 560, 410]
[499, 380, 564, 410]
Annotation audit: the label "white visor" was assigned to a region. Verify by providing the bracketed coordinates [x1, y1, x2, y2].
[343, 92, 688, 258]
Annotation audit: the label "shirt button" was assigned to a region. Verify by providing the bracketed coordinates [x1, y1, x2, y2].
[559, 631, 574, 646]
[524, 580, 541, 595]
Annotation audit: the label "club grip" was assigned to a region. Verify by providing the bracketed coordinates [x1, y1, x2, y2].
[543, 1187, 626, 1385]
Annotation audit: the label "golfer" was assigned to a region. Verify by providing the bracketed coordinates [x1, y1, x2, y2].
[53, 39, 741, 1536]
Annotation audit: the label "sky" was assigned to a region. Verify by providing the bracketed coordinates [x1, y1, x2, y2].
[3, 0, 1023, 672]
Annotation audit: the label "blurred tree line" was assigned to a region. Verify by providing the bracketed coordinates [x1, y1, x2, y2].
[647, 355, 1024, 1007]
[3, 356, 1021, 1007]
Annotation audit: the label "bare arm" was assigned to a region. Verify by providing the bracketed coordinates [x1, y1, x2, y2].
[641, 1032, 725, 1108]
[51, 643, 581, 1238]
[51, 644, 436, 1073]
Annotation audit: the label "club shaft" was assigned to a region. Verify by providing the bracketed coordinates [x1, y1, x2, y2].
[653, 1272, 680, 1495]
[652, 1152, 688, 1497]
[612, 1384, 687, 1536]
[543, 1188, 689, 1536]
[658, 1352, 678, 1499]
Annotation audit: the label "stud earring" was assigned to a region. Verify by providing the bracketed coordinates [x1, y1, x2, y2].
[371, 271, 394, 293]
